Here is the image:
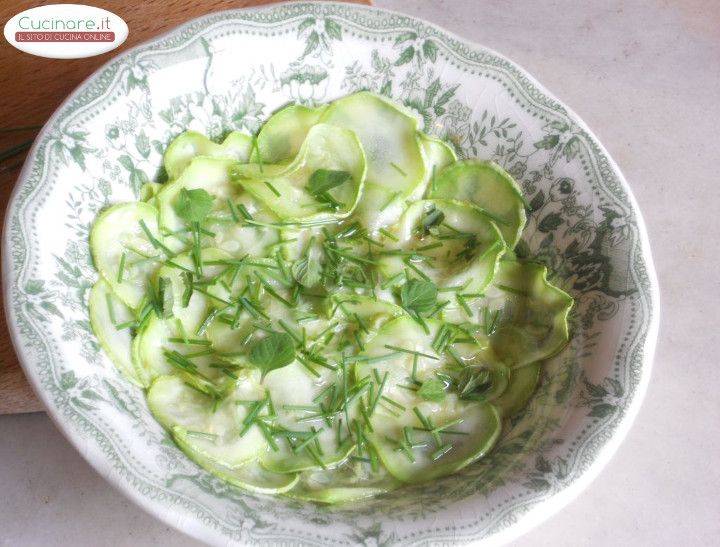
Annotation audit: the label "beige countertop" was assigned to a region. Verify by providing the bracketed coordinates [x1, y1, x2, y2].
[2, 1, 719, 545]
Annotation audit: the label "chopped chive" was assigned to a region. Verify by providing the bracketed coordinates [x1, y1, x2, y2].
[344, 352, 400, 364]
[380, 271, 404, 290]
[257, 421, 279, 451]
[196, 308, 221, 336]
[236, 203, 253, 220]
[379, 228, 399, 242]
[380, 395, 406, 411]
[496, 284, 529, 297]
[403, 260, 432, 282]
[383, 344, 439, 361]
[185, 430, 218, 441]
[297, 355, 321, 378]
[390, 162, 407, 176]
[138, 219, 173, 256]
[114, 320, 137, 331]
[380, 191, 401, 211]
[263, 180, 281, 197]
[413, 406, 442, 448]
[432, 444, 453, 460]
[168, 337, 211, 346]
[226, 199, 240, 222]
[456, 293, 472, 317]
[254, 272, 293, 307]
[105, 293, 117, 325]
[292, 427, 322, 453]
[116, 252, 127, 284]
[369, 370, 389, 415]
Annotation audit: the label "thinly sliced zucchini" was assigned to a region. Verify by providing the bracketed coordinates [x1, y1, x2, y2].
[486, 260, 574, 367]
[329, 294, 407, 348]
[286, 463, 400, 503]
[153, 247, 231, 332]
[380, 199, 505, 293]
[164, 131, 253, 179]
[147, 374, 267, 467]
[90, 202, 166, 309]
[88, 280, 142, 386]
[353, 316, 501, 482]
[321, 92, 426, 232]
[260, 363, 355, 473]
[256, 104, 327, 163]
[136, 315, 236, 389]
[492, 363, 541, 418]
[369, 400, 501, 483]
[173, 427, 299, 494]
[427, 160, 527, 248]
[156, 156, 280, 256]
[231, 124, 366, 223]
[156, 156, 239, 234]
[411, 132, 457, 201]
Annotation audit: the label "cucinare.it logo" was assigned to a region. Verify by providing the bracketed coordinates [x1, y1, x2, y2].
[3, 4, 128, 59]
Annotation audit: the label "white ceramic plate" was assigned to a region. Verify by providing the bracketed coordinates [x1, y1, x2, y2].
[3, 3, 659, 545]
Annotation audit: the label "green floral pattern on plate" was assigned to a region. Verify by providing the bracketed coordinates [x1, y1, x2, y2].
[3, 3, 658, 545]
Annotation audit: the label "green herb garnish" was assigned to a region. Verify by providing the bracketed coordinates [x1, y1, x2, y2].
[248, 332, 296, 377]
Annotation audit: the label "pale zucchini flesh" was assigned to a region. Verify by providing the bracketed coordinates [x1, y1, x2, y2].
[164, 130, 253, 180]
[427, 160, 527, 248]
[231, 123, 366, 223]
[88, 279, 143, 386]
[90, 202, 166, 310]
[86, 90, 573, 504]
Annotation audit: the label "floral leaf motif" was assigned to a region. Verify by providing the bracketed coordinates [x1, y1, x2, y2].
[394, 46, 415, 66]
[589, 403, 615, 418]
[118, 154, 135, 171]
[529, 190, 545, 212]
[524, 478, 550, 491]
[534, 134, 560, 149]
[135, 130, 151, 158]
[583, 378, 608, 398]
[535, 455, 552, 473]
[563, 136, 580, 162]
[301, 31, 320, 58]
[424, 78, 441, 107]
[60, 370, 78, 390]
[422, 39, 438, 62]
[606, 378, 624, 397]
[394, 31, 417, 45]
[324, 19, 342, 41]
[69, 147, 86, 170]
[40, 301, 63, 318]
[297, 17, 315, 35]
[538, 212, 563, 233]
[379, 80, 392, 96]
[81, 388, 105, 401]
[548, 120, 569, 132]
[25, 279, 45, 294]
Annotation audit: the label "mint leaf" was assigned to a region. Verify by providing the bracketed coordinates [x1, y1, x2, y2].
[400, 279, 437, 314]
[174, 188, 214, 223]
[418, 378, 446, 402]
[249, 332, 295, 375]
[308, 169, 351, 196]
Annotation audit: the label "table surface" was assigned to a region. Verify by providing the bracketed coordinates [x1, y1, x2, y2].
[2, 0, 720, 545]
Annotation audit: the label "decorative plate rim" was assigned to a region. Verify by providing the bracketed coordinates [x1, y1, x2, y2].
[2, 2, 660, 545]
